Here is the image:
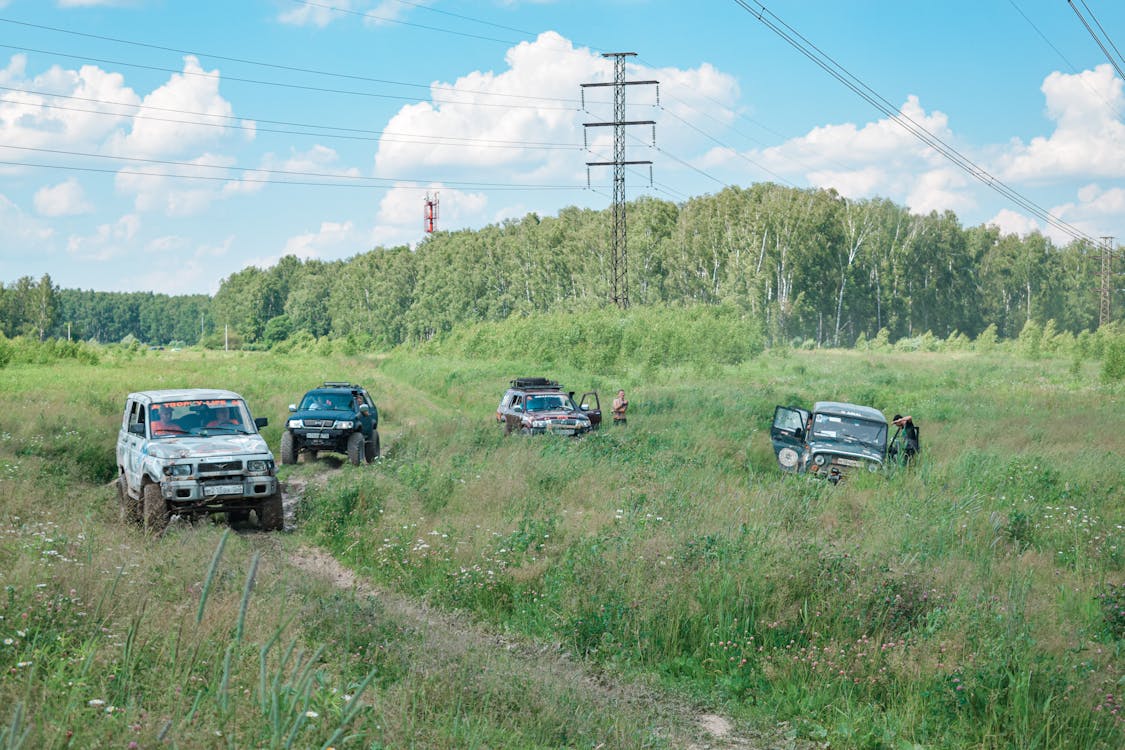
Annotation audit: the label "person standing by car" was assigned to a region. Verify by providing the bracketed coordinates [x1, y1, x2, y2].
[612, 389, 628, 426]
[891, 414, 920, 463]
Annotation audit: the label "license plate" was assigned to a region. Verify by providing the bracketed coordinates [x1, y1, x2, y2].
[308, 432, 329, 440]
[837, 458, 860, 467]
[204, 484, 243, 497]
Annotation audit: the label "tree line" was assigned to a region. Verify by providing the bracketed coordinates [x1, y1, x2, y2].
[3, 183, 1122, 348]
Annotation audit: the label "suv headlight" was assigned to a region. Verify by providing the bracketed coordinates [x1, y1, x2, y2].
[531, 419, 548, 428]
[287, 419, 304, 429]
[247, 459, 274, 475]
[163, 463, 192, 478]
[813, 454, 828, 466]
[332, 420, 354, 430]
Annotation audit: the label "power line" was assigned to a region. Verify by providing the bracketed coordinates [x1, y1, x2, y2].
[730, 0, 1100, 246]
[0, 143, 587, 191]
[1068, 0, 1125, 81]
[0, 16, 579, 107]
[0, 85, 583, 151]
[0, 43, 578, 111]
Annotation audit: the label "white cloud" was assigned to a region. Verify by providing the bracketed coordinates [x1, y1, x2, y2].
[106, 56, 243, 159]
[374, 32, 606, 177]
[281, 220, 361, 259]
[131, 236, 234, 295]
[279, 0, 360, 27]
[999, 65, 1125, 182]
[986, 208, 1040, 237]
[34, 178, 92, 216]
[65, 213, 140, 261]
[115, 153, 244, 216]
[369, 183, 487, 248]
[263, 144, 361, 178]
[0, 55, 140, 153]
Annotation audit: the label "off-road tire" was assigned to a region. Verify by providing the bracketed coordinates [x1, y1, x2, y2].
[259, 492, 284, 531]
[346, 432, 363, 466]
[142, 482, 169, 534]
[364, 431, 380, 462]
[118, 475, 141, 525]
[228, 510, 250, 524]
[279, 430, 297, 465]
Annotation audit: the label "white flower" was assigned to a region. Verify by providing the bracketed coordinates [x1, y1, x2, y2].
[305, 710, 319, 719]
[88, 699, 106, 707]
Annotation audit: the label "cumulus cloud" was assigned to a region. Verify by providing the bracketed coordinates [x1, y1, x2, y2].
[278, 0, 432, 28]
[375, 32, 610, 178]
[34, 178, 93, 216]
[130, 236, 234, 295]
[114, 153, 256, 216]
[0, 193, 54, 246]
[106, 56, 245, 159]
[998, 65, 1125, 182]
[0, 55, 140, 153]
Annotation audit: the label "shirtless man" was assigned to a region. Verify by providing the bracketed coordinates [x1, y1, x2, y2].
[612, 389, 628, 426]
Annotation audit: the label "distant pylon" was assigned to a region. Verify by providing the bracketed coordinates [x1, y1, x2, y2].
[1099, 236, 1115, 326]
[424, 192, 440, 233]
[581, 53, 658, 309]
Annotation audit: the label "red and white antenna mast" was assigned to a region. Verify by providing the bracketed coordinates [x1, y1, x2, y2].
[424, 191, 440, 233]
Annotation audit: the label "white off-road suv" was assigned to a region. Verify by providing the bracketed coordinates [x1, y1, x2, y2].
[115, 389, 283, 532]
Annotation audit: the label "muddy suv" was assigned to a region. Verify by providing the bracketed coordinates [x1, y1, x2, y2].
[115, 389, 282, 532]
[769, 401, 889, 483]
[281, 382, 379, 465]
[496, 377, 601, 436]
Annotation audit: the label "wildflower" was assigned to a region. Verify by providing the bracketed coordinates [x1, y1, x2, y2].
[305, 710, 319, 719]
[88, 699, 106, 707]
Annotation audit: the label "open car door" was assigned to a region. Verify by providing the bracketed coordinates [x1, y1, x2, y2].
[770, 405, 810, 472]
[578, 391, 601, 429]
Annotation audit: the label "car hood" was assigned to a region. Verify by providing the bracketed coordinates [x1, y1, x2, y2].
[527, 409, 590, 421]
[808, 440, 884, 463]
[145, 434, 272, 459]
[289, 408, 355, 422]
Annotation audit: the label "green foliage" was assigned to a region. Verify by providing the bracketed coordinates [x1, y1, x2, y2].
[1101, 334, 1125, 383]
[1018, 318, 1043, 359]
[975, 323, 999, 350]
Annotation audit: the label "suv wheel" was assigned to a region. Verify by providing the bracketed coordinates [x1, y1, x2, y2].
[279, 430, 297, 465]
[118, 475, 141, 524]
[365, 431, 380, 462]
[346, 432, 364, 466]
[259, 492, 284, 531]
[142, 482, 168, 534]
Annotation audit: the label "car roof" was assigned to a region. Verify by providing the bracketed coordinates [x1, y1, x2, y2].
[813, 401, 887, 424]
[128, 389, 244, 404]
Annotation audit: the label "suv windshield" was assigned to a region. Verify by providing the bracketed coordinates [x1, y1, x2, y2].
[525, 394, 573, 412]
[811, 413, 886, 448]
[151, 399, 249, 437]
[299, 392, 353, 411]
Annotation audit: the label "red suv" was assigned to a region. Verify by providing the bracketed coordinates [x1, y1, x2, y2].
[496, 377, 601, 436]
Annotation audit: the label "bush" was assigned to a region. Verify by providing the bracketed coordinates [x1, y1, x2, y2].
[1101, 335, 1125, 383]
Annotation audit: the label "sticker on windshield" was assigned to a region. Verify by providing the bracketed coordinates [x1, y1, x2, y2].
[821, 430, 837, 437]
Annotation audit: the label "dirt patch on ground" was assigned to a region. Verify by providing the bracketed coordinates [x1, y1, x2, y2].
[278, 473, 818, 749]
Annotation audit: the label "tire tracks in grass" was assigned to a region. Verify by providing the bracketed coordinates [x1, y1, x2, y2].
[269, 468, 817, 750]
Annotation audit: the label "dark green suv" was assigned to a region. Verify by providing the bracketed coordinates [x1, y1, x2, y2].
[280, 382, 379, 465]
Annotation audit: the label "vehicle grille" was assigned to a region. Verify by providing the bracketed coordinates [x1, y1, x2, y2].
[303, 419, 334, 428]
[199, 460, 244, 473]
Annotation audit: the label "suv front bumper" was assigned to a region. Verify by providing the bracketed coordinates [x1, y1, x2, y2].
[161, 475, 279, 505]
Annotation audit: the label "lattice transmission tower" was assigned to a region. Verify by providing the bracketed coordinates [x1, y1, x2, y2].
[581, 53, 657, 308]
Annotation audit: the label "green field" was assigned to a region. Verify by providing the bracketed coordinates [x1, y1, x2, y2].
[1, 343, 1123, 749]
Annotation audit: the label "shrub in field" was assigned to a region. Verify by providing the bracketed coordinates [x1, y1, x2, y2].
[974, 323, 998, 351]
[1101, 334, 1125, 383]
[1017, 319, 1043, 359]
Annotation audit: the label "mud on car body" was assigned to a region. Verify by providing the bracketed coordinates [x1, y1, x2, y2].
[115, 389, 282, 532]
[281, 382, 379, 466]
[496, 377, 601, 436]
[769, 401, 889, 483]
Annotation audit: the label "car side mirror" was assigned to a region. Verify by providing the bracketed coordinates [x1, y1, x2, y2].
[580, 403, 588, 410]
[359, 404, 370, 414]
[129, 423, 145, 436]
[513, 405, 523, 412]
[255, 417, 268, 429]
[288, 404, 297, 412]
[794, 427, 804, 439]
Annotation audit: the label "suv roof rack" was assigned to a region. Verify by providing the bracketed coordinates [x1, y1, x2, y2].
[510, 377, 559, 389]
[321, 381, 358, 389]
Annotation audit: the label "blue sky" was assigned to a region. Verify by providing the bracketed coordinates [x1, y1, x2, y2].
[1, 0, 1123, 294]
